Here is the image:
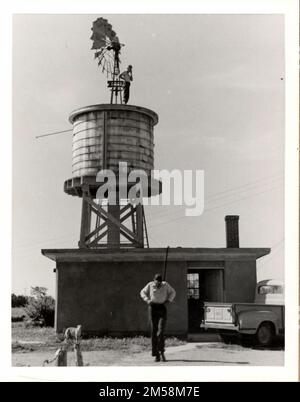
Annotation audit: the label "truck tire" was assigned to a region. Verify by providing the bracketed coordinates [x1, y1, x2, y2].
[256, 322, 274, 347]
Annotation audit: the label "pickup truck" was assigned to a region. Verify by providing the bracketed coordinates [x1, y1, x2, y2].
[202, 279, 284, 347]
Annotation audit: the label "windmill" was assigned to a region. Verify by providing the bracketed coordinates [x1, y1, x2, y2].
[91, 17, 126, 104]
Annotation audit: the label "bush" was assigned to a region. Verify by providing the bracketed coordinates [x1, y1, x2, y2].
[11, 294, 28, 308]
[12, 315, 26, 323]
[24, 287, 55, 327]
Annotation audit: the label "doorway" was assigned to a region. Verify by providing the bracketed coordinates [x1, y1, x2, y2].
[187, 269, 224, 332]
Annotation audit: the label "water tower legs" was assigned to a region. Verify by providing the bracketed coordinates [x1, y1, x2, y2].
[78, 186, 145, 248]
[107, 204, 120, 248]
[79, 195, 91, 248]
[136, 204, 144, 246]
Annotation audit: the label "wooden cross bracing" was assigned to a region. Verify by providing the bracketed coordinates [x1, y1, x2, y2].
[78, 187, 149, 249]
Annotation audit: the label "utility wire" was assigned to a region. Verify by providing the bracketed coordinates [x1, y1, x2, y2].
[259, 241, 284, 266]
[148, 182, 282, 229]
[14, 174, 283, 250]
[191, 173, 282, 204]
[148, 182, 282, 228]
[147, 173, 283, 221]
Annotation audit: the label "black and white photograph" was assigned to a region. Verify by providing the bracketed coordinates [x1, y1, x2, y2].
[1, 0, 299, 383]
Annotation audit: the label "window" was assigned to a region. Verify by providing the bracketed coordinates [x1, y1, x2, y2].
[187, 273, 199, 299]
[258, 285, 283, 295]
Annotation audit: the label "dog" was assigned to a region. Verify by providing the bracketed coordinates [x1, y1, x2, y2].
[64, 324, 82, 343]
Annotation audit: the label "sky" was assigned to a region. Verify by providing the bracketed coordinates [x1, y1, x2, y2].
[12, 14, 285, 296]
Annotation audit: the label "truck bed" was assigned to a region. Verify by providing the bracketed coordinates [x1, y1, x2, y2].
[203, 302, 285, 334]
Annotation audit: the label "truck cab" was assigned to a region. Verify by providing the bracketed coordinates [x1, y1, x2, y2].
[255, 279, 284, 305]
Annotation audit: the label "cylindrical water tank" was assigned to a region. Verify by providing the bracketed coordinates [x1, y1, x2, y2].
[69, 104, 158, 178]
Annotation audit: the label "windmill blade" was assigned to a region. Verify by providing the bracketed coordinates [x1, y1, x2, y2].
[94, 49, 104, 59]
[98, 51, 106, 66]
[102, 59, 107, 73]
[105, 51, 115, 61]
[98, 54, 105, 66]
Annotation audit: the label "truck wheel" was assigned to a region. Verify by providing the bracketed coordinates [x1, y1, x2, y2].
[256, 323, 274, 347]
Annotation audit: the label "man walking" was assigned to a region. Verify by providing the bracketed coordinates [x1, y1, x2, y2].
[140, 273, 176, 362]
[119, 65, 133, 104]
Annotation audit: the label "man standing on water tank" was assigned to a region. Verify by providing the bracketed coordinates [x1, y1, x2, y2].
[119, 65, 133, 104]
[140, 273, 176, 362]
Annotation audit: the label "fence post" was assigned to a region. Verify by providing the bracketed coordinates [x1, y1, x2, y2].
[74, 342, 84, 366]
[56, 345, 68, 366]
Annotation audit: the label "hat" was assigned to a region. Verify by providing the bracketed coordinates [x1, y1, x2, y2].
[154, 273, 163, 282]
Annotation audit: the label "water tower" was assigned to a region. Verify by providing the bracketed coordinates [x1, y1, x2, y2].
[64, 18, 160, 249]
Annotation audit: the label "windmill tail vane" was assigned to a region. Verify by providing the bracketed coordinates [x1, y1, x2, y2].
[90, 18, 119, 49]
[91, 17, 126, 104]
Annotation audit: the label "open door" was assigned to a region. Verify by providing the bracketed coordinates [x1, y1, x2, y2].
[187, 269, 224, 332]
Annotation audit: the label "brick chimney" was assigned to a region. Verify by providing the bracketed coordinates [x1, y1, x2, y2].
[225, 215, 239, 248]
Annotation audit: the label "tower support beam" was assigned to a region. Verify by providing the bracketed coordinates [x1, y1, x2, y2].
[79, 187, 91, 248]
[107, 204, 120, 248]
[78, 190, 146, 249]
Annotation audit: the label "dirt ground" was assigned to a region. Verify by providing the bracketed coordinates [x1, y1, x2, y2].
[12, 341, 284, 367]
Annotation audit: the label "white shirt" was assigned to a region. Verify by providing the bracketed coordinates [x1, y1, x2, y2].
[119, 71, 132, 83]
[140, 281, 176, 304]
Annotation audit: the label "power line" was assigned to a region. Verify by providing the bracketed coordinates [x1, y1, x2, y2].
[259, 241, 284, 266]
[269, 238, 285, 251]
[205, 175, 283, 203]
[146, 172, 283, 222]
[148, 182, 282, 230]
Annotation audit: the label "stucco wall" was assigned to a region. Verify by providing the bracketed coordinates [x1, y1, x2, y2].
[224, 259, 257, 302]
[56, 259, 188, 336]
[51, 251, 261, 336]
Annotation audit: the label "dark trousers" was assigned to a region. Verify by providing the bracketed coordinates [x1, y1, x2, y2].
[123, 82, 130, 104]
[149, 304, 167, 356]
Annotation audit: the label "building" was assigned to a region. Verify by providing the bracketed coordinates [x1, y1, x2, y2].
[42, 215, 270, 337]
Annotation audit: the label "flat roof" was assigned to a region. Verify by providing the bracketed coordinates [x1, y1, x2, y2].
[69, 104, 159, 125]
[42, 247, 270, 263]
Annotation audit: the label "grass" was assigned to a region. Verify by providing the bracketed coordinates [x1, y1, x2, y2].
[11, 307, 28, 323]
[11, 307, 27, 318]
[12, 322, 186, 353]
[12, 322, 58, 342]
[12, 307, 26, 318]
